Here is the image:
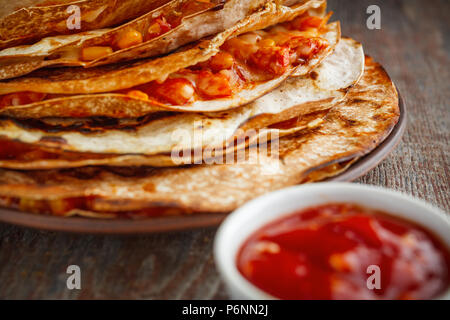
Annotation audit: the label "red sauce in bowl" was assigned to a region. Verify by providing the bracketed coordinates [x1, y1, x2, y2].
[237, 203, 450, 300]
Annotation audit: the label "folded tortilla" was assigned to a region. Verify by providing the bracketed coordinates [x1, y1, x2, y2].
[0, 0, 174, 50]
[0, 56, 400, 217]
[0, 0, 324, 80]
[0, 1, 337, 118]
[0, 0, 274, 79]
[0, 37, 364, 169]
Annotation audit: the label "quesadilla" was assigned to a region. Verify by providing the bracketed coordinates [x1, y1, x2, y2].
[0, 0, 274, 79]
[0, 0, 174, 50]
[0, 56, 400, 217]
[0, 0, 338, 116]
[0, 37, 365, 168]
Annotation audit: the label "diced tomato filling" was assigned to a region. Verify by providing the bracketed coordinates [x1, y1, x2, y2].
[14, 197, 89, 216]
[290, 36, 329, 61]
[197, 70, 233, 98]
[0, 194, 184, 218]
[140, 78, 196, 105]
[0, 138, 114, 162]
[0, 139, 52, 160]
[147, 16, 172, 40]
[250, 46, 291, 75]
[1, 12, 330, 108]
[0, 92, 46, 108]
[117, 12, 330, 106]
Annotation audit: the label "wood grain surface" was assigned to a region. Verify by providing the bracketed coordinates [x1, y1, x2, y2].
[0, 0, 448, 299]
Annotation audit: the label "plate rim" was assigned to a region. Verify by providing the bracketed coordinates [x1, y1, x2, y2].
[0, 93, 407, 234]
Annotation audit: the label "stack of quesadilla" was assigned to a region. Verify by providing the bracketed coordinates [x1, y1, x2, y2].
[0, 0, 399, 218]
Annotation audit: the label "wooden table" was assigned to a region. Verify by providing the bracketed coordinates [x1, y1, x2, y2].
[0, 0, 448, 299]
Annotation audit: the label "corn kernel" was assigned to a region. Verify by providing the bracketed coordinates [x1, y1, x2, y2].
[126, 90, 149, 100]
[116, 28, 143, 50]
[81, 46, 113, 61]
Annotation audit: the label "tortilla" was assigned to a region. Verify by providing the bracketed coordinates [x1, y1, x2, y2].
[0, 0, 276, 79]
[0, 2, 338, 116]
[0, 37, 364, 169]
[0, 56, 400, 217]
[0, 0, 175, 50]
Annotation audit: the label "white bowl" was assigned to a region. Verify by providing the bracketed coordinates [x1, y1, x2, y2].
[214, 183, 450, 300]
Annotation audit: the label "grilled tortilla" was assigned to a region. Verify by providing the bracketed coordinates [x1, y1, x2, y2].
[0, 0, 174, 50]
[0, 0, 275, 79]
[0, 56, 400, 217]
[0, 1, 338, 116]
[0, 38, 365, 168]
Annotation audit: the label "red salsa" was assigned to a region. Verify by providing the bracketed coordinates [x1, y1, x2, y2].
[237, 203, 450, 300]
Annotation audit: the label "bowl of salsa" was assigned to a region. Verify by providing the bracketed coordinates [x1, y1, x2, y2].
[214, 183, 450, 300]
